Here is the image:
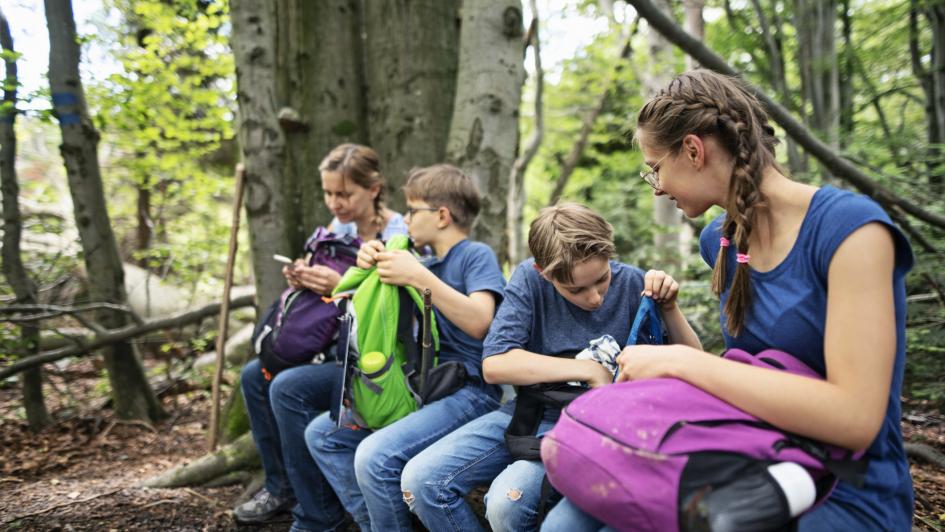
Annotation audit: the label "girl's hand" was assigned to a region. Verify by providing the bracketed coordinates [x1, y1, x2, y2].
[615, 344, 692, 382]
[643, 269, 680, 311]
[357, 240, 386, 269]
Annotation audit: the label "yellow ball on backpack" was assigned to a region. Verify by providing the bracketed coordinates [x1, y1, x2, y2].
[360, 351, 387, 374]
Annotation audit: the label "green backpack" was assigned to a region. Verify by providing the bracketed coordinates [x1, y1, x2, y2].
[331, 235, 441, 429]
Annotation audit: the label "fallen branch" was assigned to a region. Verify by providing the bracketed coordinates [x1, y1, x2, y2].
[3, 487, 124, 523]
[0, 293, 255, 381]
[905, 442, 945, 470]
[626, 0, 945, 231]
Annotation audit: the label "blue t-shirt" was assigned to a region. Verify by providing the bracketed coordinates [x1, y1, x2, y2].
[700, 185, 914, 531]
[483, 259, 646, 419]
[422, 239, 506, 384]
[327, 212, 408, 241]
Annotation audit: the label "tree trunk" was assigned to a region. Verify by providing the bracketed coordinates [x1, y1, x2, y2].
[683, 0, 704, 70]
[645, 0, 684, 270]
[230, 0, 292, 308]
[446, 0, 525, 263]
[919, 1, 945, 192]
[794, 0, 839, 181]
[508, 6, 543, 267]
[750, 0, 805, 175]
[136, 184, 151, 265]
[276, 0, 367, 245]
[0, 9, 50, 432]
[363, 0, 461, 212]
[44, 0, 164, 422]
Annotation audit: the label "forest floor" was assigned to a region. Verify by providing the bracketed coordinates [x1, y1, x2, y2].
[0, 357, 943, 531]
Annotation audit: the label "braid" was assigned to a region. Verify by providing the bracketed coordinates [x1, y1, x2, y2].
[637, 69, 777, 336]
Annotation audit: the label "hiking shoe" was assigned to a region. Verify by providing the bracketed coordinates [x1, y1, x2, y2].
[233, 488, 294, 523]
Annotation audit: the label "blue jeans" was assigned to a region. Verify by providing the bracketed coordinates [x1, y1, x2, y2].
[305, 383, 500, 532]
[242, 359, 347, 531]
[402, 408, 555, 532]
[540, 487, 895, 531]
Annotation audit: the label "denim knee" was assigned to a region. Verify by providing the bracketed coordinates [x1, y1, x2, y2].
[400, 456, 440, 513]
[303, 416, 330, 454]
[352, 433, 390, 488]
[240, 359, 264, 395]
[485, 482, 534, 532]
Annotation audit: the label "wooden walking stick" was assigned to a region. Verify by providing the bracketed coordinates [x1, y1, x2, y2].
[208, 163, 246, 452]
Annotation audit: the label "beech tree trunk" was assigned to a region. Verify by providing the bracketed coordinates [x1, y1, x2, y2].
[447, 0, 525, 263]
[645, 0, 684, 270]
[0, 9, 51, 431]
[45, 0, 164, 422]
[276, 0, 367, 245]
[794, 0, 839, 181]
[363, 0, 461, 212]
[230, 0, 292, 308]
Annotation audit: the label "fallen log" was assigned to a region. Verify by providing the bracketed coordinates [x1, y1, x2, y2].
[141, 431, 259, 488]
[0, 293, 255, 381]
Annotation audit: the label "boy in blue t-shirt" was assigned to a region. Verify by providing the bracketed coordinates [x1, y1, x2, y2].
[302, 164, 506, 532]
[401, 203, 702, 532]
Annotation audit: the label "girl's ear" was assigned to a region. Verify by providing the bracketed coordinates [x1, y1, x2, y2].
[369, 182, 382, 199]
[682, 134, 706, 169]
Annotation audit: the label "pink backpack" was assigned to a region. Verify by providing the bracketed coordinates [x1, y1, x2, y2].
[540, 349, 867, 531]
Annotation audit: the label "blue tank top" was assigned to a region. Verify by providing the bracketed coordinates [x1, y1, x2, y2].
[700, 186, 914, 530]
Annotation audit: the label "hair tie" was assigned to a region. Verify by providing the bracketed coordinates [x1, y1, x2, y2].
[719, 237, 730, 248]
[736, 253, 750, 264]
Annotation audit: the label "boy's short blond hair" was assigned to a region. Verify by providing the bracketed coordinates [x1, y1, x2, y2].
[528, 202, 616, 284]
[402, 164, 481, 231]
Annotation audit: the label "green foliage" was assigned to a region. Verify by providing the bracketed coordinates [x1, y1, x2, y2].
[82, 0, 244, 293]
[522, 1, 945, 395]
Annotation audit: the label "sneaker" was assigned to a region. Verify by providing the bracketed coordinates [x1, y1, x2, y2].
[233, 488, 294, 523]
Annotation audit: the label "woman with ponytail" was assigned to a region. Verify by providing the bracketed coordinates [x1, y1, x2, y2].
[546, 70, 914, 530]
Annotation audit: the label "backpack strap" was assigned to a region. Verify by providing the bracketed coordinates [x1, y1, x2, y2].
[504, 380, 586, 461]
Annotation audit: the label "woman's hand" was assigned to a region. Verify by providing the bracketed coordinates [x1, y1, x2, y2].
[615, 344, 693, 383]
[292, 264, 342, 295]
[357, 240, 386, 269]
[643, 269, 680, 311]
[283, 261, 303, 289]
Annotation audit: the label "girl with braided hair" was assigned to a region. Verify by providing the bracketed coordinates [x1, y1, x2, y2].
[544, 70, 914, 530]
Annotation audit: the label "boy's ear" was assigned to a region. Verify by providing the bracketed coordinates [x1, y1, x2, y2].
[437, 206, 452, 229]
[533, 262, 550, 281]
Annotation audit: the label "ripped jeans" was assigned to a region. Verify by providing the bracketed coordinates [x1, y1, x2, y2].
[401, 409, 556, 532]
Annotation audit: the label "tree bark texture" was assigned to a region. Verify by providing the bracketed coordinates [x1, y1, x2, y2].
[44, 0, 163, 422]
[645, 0, 685, 270]
[912, 0, 945, 191]
[230, 0, 292, 308]
[508, 7, 543, 267]
[446, 0, 525, 263]
[0, 8, 50, 431]
[276, 0, 367, 244]
[625, 0, 945, 230]
[794, 0, 839, 180]
[363, 0, 461, 212]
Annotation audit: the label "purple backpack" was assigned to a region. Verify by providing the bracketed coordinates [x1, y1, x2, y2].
[253, 228, 361, 380]
[541, 348, 867, 532]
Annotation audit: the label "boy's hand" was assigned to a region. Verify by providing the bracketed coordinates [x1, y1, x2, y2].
[357, 240, 386, 269]
[292, 264, 341, 295]
[376, 250, 430, 288]
[643, 269, 680, 311]
[580, 359, 614, 388]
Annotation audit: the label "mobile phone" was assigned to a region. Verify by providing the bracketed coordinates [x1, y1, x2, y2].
[273, 254, 294, 265]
